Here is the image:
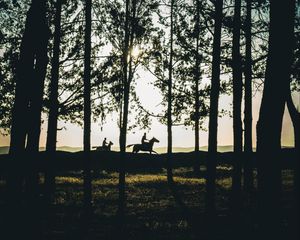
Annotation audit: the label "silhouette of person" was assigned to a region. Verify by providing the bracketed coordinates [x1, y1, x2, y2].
[102, 137, 107, 147]
[141, 133, 148, 145]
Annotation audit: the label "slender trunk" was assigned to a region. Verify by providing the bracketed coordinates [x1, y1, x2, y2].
[231, 0, 243, 210]
[167, 0, 174, 184]
[118, 0, 131, 217]
[45, 0, 62, 204]
[194, 0, 201, 175]
[205, 0, 223, 215]
[83, 0, 92, 209]
[256, 0, 295, 236]
[286, 88, 300, 208]
[243, 0, 253, 192]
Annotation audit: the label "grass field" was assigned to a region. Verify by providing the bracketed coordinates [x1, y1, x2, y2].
[30, 166, 295, 240]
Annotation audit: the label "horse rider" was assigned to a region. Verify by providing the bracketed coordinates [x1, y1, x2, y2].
[102, 137, 108, 147]
[141, 133, 149, 145]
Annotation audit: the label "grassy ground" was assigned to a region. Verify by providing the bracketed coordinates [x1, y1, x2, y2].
[0, 165, 297, 239]
[29, 166, 295, 240]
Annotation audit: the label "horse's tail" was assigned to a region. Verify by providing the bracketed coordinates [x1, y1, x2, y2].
[126, 144, 134, 148]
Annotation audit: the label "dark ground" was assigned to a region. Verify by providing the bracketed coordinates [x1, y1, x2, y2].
[0, 151, 298, 239]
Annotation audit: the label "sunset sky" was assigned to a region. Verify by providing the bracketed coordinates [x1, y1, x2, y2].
[0, 71, 296, 150]
[0, 2, 298, 150]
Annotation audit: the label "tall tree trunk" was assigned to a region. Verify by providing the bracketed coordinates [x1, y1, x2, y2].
[45, 0, 63, 204]
[83, 0, 92, 210]
[8, 0, 37, 205]
[193, 0, 201, 175]
[231, 0, 243, 211]
[118, 0, 131, 218]
[167, 0, 174, 184]
[286, 87, 300, 215]
[256, 0, 295, 236]
[25, 5, 49, 201]
[25, 3, 49, 238]
[7, 1, 49, 238]
[205, 0, 223, 215]
[243, 0, 254, 193]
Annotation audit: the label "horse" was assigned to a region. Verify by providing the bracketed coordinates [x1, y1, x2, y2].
[93, 141, 113, 151]
[127, 137, 159, 154]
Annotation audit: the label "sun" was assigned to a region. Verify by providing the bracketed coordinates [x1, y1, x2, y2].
[131, 46, 140, 59]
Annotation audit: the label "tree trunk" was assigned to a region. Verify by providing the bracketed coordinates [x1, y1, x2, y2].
[193, 0, 201, 175]
[243, 0, 254, 193]
[286, 86, 300, 214]
[256, 0, 295, 236]
[167, 0, 174, 184]
[205, 0, 223, 215]
[7, 1, 49, 238]
[83, 0, 92, 210]
[8, 0, 37, 205]
[25, 7, 49, 202]
[231, 0, 243, 211]
[45, 0, 63, 204]
[118, 0, 131, 218]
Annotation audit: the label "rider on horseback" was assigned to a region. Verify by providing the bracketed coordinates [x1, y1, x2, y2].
[102, 137, 108, 147]
[141, 133, 149, 145]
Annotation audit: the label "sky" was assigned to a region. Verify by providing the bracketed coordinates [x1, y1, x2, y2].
[0, 70, 296, 150]
[0, 2, 298, 150]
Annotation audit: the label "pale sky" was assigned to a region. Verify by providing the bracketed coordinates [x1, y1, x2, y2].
[0, 2, 297, 150]
[0, 73, 296, 150]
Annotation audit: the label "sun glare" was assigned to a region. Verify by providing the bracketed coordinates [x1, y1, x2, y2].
[131, 46, 140, 58]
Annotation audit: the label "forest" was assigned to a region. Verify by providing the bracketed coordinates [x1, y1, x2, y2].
[0, 0, 299, 239]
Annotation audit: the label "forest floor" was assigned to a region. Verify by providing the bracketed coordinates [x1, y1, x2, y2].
[0, 162, 298, 239]
[42, 167, 297, 239]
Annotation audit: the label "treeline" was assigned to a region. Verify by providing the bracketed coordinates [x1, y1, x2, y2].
[0, 0, 299, 238]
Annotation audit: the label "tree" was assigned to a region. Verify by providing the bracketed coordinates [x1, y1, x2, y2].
[45, 0, 63, 204]
[83, 0, 92, 210]
[205, 0, 224, 215]
[7, 0, 50, 238]
[167, 0, 174, 184]
[231, 0, 243, 210]
[117, 0, 130, 218]
[193, 0, 201, 174]
[243, 0, 254, 193]
[288, 15, 300, 218]
[256, 0, 295, 236]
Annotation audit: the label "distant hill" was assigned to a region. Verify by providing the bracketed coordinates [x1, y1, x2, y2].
[1, 145, 294, 155]
[0, 146, 82, 155]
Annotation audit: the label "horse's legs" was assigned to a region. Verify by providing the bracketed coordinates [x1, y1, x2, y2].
[133, 145, 138, 153]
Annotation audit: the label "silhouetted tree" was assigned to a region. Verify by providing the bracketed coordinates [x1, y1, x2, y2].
[231, 0, 243, 211]
[45, 0, 63, 204]
[118, 0, 130, 218]
[83, 0, 92, 209]
[206, 0, 223, 215]
[256, 0, 295, 236]
[193, 0, 203, 175]
[243, 0, 254, 192]
[286, 87, 300, 197]
[167, 0, 174, 184]
[7, 0, 49, 238]
[289, 12, 300, 201]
